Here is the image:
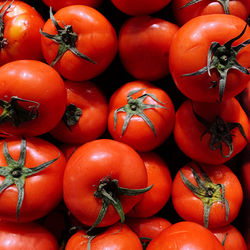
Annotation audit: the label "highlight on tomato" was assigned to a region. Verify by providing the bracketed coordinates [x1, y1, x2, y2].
[0, 137, 66, 223]
[171, 161, 243, 229]
[0, 60, 67, 137]
[40, 5, 117, 81]
[108, 80, 175, 152]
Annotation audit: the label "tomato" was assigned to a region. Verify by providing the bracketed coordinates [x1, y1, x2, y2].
[118, 16, 179, 81]
[63, 139, 151, 231]
[50, 80, 108, 144]
[147, 221, 224, 250]
[42, 0, 102, 11]
[0, 221, 58, 250]
[0, 137, 66, 223]
[172, 161, 243, 229]
[211, 224, 247, 250]
[0, 0, 45, 66]
[110, 0, 171, 15]
[65, 223, 142, 250]
[174, 98, 249, 164]
[58, 143, 79, 161]
[172, 0, 250, 26]
[127, 152, 172, 218]
[169, 14, 250, 103]
[0, 60, 67, 137]
[108, 80, 175, 152]
[40, 5, 117, 81]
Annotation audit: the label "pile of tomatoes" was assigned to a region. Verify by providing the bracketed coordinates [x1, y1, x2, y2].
[0, 0, 249, 249]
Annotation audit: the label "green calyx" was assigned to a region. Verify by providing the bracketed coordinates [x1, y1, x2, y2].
[180, 164, 229, 228]
[113, 88, 167, 136]
[62, 103, 82, 131]
[140, 237, 152, 250]
[182, 24, 250, 102]
[192, 106, 248, 158]
[40, 7, 96, 67]
[0, 137, 59, 221]
[0, 96, 40, 127]
[87, 176, 153, 234]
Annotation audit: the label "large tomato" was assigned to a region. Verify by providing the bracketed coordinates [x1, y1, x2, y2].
[0, 221, 58, 250]
[49, 80, 108, 144]
[0, 137, 66, 223]
[174, 98, 249, 164]
[0, 60, 67, 137]
[147, 221, 224, 249]
[63, 139, 151, 231]
[0, 0, 45, 66]
[171, 161, 243, 229]
[169, 14, 250, 103]
[108, 80, 175, 152]
[40, 5, 117, 81]
[118, 16, 179, 81]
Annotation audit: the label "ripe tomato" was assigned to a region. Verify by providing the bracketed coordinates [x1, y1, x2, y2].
[63, 139, 150, 231]
[118, 16, 179, 81]
[147, 221, 224, 250]
[172, 0, 250, 26]
[0, 137, 66, 223]
[40, 5, 117, 81]
[49, 80, 108, 144]
[174, 98, 249, 164]
[127, 152, 172, 218]
[108, 80, 175, 152]
[0, 60, 67, 137]
[111, 0, 171, 15]
[211, 224, 247, 250]
[58, 143, 79, 161]
[0, 0, 45, 66]
[171, 162, 243, 229]
[0, 221, 58, 250]
[42, 0, 102, 11]
[65, 223, 142, 250]
[169, 14, 250, 103]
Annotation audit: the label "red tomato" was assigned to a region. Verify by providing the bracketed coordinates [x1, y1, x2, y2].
[0, 60, 67, 137]
[50, 80, 108, 144]
[171, 162, 243, 229]
[108, 80, 175, 152]
[0, 1, 45, 66]
[111, 0, 171, 15]
[65, 223, 142, 250]
[127, 152, 172, 218]
[63, 139, 150, 230]
[0, 221, 58, 250]
[58, 143, 79, 161]
[0, 137, 66, 223]
[147, 221, 224, 250]
[41, 5, 117, 81]
[172, 0, 250, 26]
[169, 14, 250, 103]
[118, 16, 179, 81]
[174, 98, 249, 164]
[211, 224, 247, 250]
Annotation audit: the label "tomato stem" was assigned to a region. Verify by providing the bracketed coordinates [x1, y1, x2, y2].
[62, 103, 82, 131]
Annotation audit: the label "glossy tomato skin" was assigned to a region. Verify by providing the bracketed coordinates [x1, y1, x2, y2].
[147, 221, 224, 250]
[108, 81, 175, 152]
[0, 221, 58, 250]
[0, 1, 45, 66]
[50, 80, 108, 144]
[111, 0, 171, 15]
[41, 5, 117, 81]
[171, 162, 243, 229]
[127, 152, 172, 218]
[0, 137, 66, 223]
[0, 60, 67, 137]
[169, 14, 250, 103]
[174, 98, 249, 164]
[63, 139, 148, 228]
[118, 16, 179, 81]
[65, 223, 142, 250]
[172, 0, 250, 26]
